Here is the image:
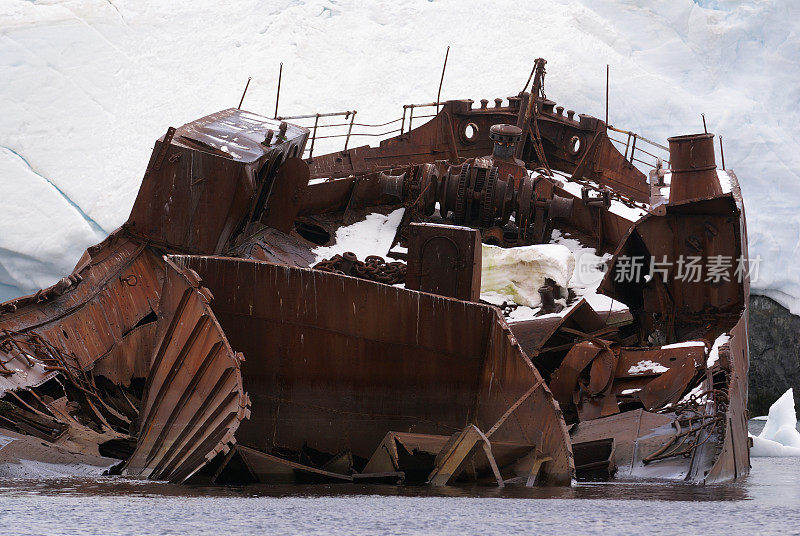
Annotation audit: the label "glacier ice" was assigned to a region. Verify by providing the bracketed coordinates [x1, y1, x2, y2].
[0, 0, 799, 313]
[0, 147, 104, 302]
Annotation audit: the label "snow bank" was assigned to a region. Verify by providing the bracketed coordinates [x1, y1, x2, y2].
[481, 243, 573, 308]
[1, 0, 799, 312]
[750, 388, 800, 457]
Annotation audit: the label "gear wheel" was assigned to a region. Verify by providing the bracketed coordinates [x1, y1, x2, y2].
[516, 176, 535, 231]
[453, 163, 470, 225]
[479, 166, 499, 228]
[468, 166, 487, 224]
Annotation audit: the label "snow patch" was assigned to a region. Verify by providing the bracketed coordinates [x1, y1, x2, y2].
[551, 229, 627, 314]
[717, 169, 733, 194]
[558, 179, 649, 222]
[707, 333, 730, 367]
[311, 209, 405, 263]
[661, 341, 706, 349]
[0, 148, 104, 301]
[628, 360, 669, 374]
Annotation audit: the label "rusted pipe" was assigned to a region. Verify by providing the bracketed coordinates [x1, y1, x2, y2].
[605, 64, 609, 126]
[308, 114, 320, 159]
[274, 63, 283, 119]
[343, 111, 356, 151]
[238, 77, 251, 110]
[436, 46, 450, 114]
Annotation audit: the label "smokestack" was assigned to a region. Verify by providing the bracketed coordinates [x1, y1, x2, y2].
[667, 133, 722, 203]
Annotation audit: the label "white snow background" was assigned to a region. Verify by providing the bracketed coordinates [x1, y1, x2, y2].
[1, 0, 799, 311]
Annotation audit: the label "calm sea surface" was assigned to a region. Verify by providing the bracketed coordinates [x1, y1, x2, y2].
[0, 422, 798, 536]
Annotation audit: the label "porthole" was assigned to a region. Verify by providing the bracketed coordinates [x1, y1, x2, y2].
[460, 122, 480, 144]
[568, 135, 583, 156]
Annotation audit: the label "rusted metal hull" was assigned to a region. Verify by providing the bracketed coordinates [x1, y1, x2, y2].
[0, 63, 752, 488]
[170, 255, 573, 485]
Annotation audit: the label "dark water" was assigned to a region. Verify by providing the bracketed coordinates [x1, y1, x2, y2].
[0, 423, 798, 535]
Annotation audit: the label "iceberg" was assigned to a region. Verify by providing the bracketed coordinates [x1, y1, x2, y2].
[749, 388, 800, 457]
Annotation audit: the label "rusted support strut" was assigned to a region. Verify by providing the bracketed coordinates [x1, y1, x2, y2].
[428, 425, 504, 487]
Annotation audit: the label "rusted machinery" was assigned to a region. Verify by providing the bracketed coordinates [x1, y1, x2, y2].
[0, 58, 750, 487]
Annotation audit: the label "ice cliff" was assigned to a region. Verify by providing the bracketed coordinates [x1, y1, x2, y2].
[1, 0, 799, 312]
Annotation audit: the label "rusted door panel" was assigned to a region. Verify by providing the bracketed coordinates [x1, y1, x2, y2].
[92, 322, 156, 384]
[406, 224, 482, 301]
[178, 257, 488, 458]
[420, 237, 459, 297]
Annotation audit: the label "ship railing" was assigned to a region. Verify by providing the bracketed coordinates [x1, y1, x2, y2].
[278, 105, 671, 173]
[277, 102, 442, 159]
[606, 125, 670, 172]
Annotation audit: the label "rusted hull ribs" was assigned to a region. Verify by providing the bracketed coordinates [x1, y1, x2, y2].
[0, 59, 750, 487]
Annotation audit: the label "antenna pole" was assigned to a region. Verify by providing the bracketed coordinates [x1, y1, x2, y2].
[720, 136, 726, 170]
[521, 65, 536, 95]
[605, 64, 609, 126]
[702, 113, 708, 134]
[436, 46, 450, 113]
[274, 62, 283, 119]
[238, 77, 252, 110]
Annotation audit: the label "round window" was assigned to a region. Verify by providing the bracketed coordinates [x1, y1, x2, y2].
[461, 122, 480, 144]
[568, 135, 582, 155]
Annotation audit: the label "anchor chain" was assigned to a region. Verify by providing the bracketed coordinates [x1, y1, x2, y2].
[313, 252, 407, 285]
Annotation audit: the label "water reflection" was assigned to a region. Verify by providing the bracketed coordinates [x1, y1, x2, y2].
[0, 458, 797, 535]
[0, 470, 756, 502]
[2, 421, 797, 505]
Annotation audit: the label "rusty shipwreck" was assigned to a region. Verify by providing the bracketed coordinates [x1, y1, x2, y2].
[0, 59, 751, 486]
